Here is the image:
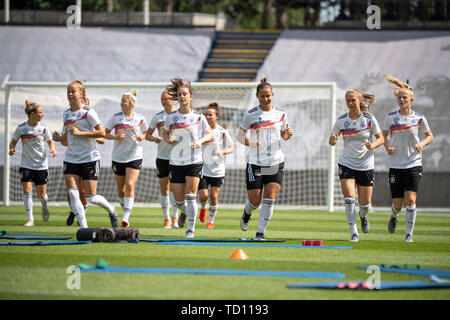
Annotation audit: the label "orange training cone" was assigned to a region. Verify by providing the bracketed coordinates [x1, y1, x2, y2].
[230, 249, 249, 260]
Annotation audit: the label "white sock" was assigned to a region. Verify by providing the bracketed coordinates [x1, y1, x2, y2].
[84, 205, 88, 214]
[245, 199, 259, 215]
[170, 192, 179, 219]
[405, 205, 417, 235]
[175, 200, 187, 214]
[359, 203, 370, 219]
[123, 197, 134, 222]
[39, 193, 48, 209]
[23, 192, 33, 221]
[208, 205, 218, 224]
[87, 194, 115, 215]
[391, 204, 400, 218]
[344, 198, 358, 235]
[160, 193, 170, 220]
[185, 194, 198, 232]
[68, 188, 87, 228]
[201, 202, 207, 210]
[119, 197, 124, 208]
[257, 198, 275, 234]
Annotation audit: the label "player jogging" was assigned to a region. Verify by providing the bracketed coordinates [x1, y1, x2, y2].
[9, 100, 58, 226]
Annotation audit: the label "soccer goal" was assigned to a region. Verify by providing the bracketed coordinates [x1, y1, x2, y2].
[3, 81, 342, 211]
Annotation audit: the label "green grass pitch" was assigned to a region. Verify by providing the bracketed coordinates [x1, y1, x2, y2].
[0, 205, 449, 300]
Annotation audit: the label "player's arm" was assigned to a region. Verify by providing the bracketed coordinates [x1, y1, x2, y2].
[8, 138, 18, 156]
[237, 128, 260, 147]
[281, 123, 293, 140]
[96, 137, 105, 144]
[415, 130, 434, 152]
[71, 123, 106, 139]
[47, 139, 59, 157]
[382, 130, 395, 154]
[365, 132, 384, 150]
[163, 129, 177, 144]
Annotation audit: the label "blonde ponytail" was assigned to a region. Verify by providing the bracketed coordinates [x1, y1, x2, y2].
[24, 100, 40, 116]
[386, 75, 413, 97]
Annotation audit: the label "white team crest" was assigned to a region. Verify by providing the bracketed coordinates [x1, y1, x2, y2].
[389, 175, 396, 184]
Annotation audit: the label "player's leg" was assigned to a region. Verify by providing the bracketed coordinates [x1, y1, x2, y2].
[184, 166, 202, 238]
[35, 182, 49, 223]
[207, 185, 221, 228]
[121, 166, 141, 227]
[241, 163, 263, 231]
[341, 178, 359, 241]
[65, 173, 88, 228]
[84, 161, 118, 227]
[21, 180, 34, 226]
[355, 169, 374, 234]
[169, 165, 188, 228]
[403, 166, 422, 242]
[388, 168, 405, 234]
[113, 161, 126, 208]
[159, 176, 171, 228]
[255, 182, 280, 239]
[198, 178, 209, 223]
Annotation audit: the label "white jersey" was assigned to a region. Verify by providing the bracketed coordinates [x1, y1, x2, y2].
[12, 121, 52, 170]
[163, 109, 210, 166]
[62, 106, 102, 164]
[382, 109, 431, 169]
[240, 106, 287, 166]
[105, 111, 148, 163]
[332, 112, 381, 171]
[148, 110, 172, 160]
[202, 125, 234, 178]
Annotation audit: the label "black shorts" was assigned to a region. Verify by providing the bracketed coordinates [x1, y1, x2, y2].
[64, 161, 99, 181]
[198, 176, 224, 190]
[156, 158, 170, 178]
[112, 159, 143, 176]
[246, 162, 285, 190]
[169, 163, 203, 184]
[338, 164, 374, 187]
[19, 168, 48, 186]
[389, 166, 423, 198]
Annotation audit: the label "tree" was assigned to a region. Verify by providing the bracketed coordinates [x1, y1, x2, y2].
[261, 0, 273, 29]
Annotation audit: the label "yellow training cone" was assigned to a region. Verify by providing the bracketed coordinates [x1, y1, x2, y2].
[230, 249, 249, 260]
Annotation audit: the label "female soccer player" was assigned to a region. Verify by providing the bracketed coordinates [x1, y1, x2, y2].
[198, 102, 234, 228]
[52, 80, 118, 228]
[9, 100, 58, 226]
[105, 90, 148, 227]
[163, 78, 213, 238]
[146, 89, 179, 229]
[329, 89, 383, 242]
[237, 78, 293, 240]
[382, 76, 434, 242]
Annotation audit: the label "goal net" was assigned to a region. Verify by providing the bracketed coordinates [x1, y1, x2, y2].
[3, 81, 343, 210]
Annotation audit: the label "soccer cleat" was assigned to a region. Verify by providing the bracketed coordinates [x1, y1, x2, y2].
[360, 216, 370, 233]
[24, 220, 34, 227]
[178, 212, 187, 228]
[42, 207, 50, 222]
[121, 219, 129, 227]
[350, 234, 359, 242]
[172, 217, 179, 229]
[163, 219, 171, 229]
[66, 211, 75, 226]
[199, 208, 207, 223]
[109, 209, 119, 228]
[206, 222, 214, 229]
[388, 216, 398, 234]
[405, 233, 413, 242]
[186, 229, 195, 238]
[254, 232, 266, 241]
[240, 210, 251, 231]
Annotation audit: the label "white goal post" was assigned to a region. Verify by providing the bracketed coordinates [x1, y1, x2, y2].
[3, 81, 338, 211]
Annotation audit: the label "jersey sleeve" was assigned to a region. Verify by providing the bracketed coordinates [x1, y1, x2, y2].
[87, 109, 102, 129]
[163, 115, 172, 131]
[371, 116, 381, 135]
[224, 129, 234, 148]
[43, 126, 52, 141]
[419, 116, 431, 134]
[148, 114, 158, 130]
[331, 120, 341, 135]
[382, 115, 392, 132]
[12, 126, 22, 141]
[105, 115, 116, 131]
[239, 112, 251, 131]
[200, 115, 210, 136]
